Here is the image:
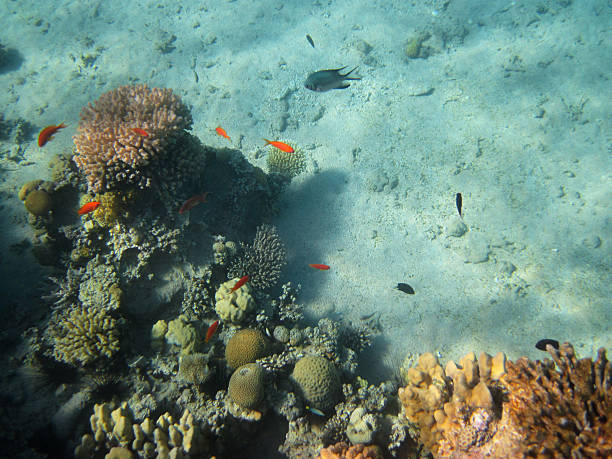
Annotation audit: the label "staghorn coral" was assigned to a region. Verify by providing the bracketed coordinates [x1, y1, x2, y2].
[316, 442, 384, 459]
[73, 84, 192, 192]
[502, 343, 612, 457]
[291, 355, 342, 413]
[228, 224, 286, 291]
[225, 328, 268, 369]
[48, 305, 120, 366]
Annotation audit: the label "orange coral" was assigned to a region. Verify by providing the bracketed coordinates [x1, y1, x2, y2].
[502, 343, 612, 457]
[316, 442, 383, 459]
[73, 85, 192, 192]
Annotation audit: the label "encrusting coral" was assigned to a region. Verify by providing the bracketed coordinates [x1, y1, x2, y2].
[214, 277, 256, 324]
[72, 84, 192, 192]
[502, 342, 612, 457]
[48, 305, 120, 366]
[315, 442, 384, 459]
[228, 224, 287, 291]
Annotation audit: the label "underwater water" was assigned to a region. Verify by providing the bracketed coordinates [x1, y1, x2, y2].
[0, 0, 610, 457]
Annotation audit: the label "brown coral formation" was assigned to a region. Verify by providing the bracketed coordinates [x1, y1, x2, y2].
[502, 342, 612, 457]
[399, 345, 612, 458]
[315, 442, 383, 459]
[73, 84, 192, 192]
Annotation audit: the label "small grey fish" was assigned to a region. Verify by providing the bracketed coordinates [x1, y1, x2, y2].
[304, 66, 361, 92]
[306, 34, 315, 48]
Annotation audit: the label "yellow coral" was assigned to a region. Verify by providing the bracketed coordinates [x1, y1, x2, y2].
[228, 363, 265, 409]
[225, 328, 268, 369]
[50, 305, 120, 366]
[214, 278, 256, 324]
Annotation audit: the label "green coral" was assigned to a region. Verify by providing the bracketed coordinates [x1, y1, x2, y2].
[225, 328, 268, 369]
[50, 305, 120, 366]
[214, 278, 256, 324]
[228, 363, 265, 409]
[24, 189, 52, 216]
[291, 355, 341, 412]
[266, 148, 306, 179]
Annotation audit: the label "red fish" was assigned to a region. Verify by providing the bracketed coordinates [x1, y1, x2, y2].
[231, 275, 250, 292]
[179, 192, 209, 214]
[38, 123, 67, 147]
[78, 201, 101, 215]
[263, 139, 294, 153]
[132, 127, 149, 136]
[215, 126, 230, 141]
[205, 320, 220, 343]
[309, 264, 330, 270]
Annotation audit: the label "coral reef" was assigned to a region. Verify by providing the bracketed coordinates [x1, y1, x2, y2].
[291, 355, 342, 413]
[75, 402, 208, 457]
[267, 147, 307, 179]
[164, 315, 199, 354]
[47, 305, 120, 366]
[214, 277, 256, 324]
[502, 343, 612, 457]
[316, 442, 384, 459]
[225, 328, 268, 369]
[228, 224, 287, 291]
[177, 353, 211, 386]
[228, 363, 265, 410]
[72, 84, 192, 192]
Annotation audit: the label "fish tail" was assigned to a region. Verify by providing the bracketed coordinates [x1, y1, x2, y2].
[343, 66, 361, 80]
[263, 138, 271, 145]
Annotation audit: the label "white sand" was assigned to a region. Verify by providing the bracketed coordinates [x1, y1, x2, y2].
[0, 0, 609, 380]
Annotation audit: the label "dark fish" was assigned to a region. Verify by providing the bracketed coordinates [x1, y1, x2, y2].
[456, 192, 462, 217]
[306, 34, 315, 48]
[304, 66, 361, 92]
[535, 339, 560, 351]
[396, 283, 415, 295]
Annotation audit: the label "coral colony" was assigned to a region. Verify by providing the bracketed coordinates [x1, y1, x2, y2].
[10, 85, 611, 457]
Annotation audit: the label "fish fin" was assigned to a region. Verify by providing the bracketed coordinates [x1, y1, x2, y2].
[263, 138, 271, 145]
[332, 65, 348, 72]
[340, 66, 359, 78]
[336, 84, 351, 89]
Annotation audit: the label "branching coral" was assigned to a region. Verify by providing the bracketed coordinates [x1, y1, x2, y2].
[502, 343, 612, 457]
[48, 305, 120, 366]
[73, 84, 192, 192]
[228, 224, 287, 291]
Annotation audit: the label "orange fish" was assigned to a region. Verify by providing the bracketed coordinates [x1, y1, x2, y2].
[263, 139, 294, 153]
[205, 320, 220, 343]
[309, 264, 330, 270]
[215, 126, 230, 141]
[78, 201, 101, 215]
[231, 275, 250, 291]
[179, 192, 209, 214]
[38, 123, 67, 147]
[132, 127, 149, 136]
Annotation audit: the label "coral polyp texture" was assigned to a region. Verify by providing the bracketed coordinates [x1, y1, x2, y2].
[291, 355, 342, 412]
[48, 305, 120, 366]
[225, 328, 268, 369]
[267, 147, 306, 179]
[315, 442, 384, 459]
[502, 342, 612, 457]
[228, 224, 287, 291]
[72, 84, 192, 192]
[228, 363, 265, 410]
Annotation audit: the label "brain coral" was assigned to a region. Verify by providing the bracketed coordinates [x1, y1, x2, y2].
[225, 328, 268, 369]
[291, 355, 341, 412]
[24, 189, 52, 216]
[228, 363, 265, 409]
[72, 84, 192, 192]
[228, 224, 287, 291]
[214, 278, 256, 324]
[49, 305, 120, 366]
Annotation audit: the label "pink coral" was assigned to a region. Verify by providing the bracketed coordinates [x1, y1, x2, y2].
[73, 85, 192, 192]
